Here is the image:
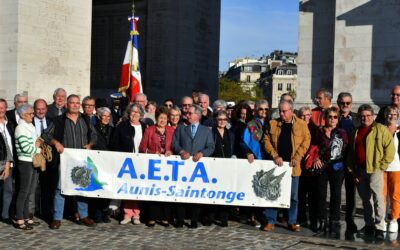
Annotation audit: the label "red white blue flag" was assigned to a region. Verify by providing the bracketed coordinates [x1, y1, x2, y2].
[118, 16, 142, 102]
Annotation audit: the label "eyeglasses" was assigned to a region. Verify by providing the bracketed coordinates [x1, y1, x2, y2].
[258, 108, 269, 111]
[279, 109, 291, 113]
[392, 93, 400, 97]
[25, 112, 34, 116]
[300, 114, 311, 117]
[217, 118, 228, 121]
[339, 102, 351, 106]
[328, 115, 338, 119]
[182, 104, 191, 107]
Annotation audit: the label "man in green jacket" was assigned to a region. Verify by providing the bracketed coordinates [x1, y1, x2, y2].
[347, 104, 395, 240]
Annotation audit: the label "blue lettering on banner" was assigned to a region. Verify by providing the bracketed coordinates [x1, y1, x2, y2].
[166, 160, 184, 181]
[118, 183, 246, 204]
[189, 162, 210, 183]
[117, 158, 137, 179]
[148, 159, 161, 180]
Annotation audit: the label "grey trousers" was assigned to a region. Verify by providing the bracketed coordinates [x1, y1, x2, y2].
[28, 168, 40, 216]
[356, 168, 386, 231]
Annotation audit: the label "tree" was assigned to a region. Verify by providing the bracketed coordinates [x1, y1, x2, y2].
[218, 77, 264, 103]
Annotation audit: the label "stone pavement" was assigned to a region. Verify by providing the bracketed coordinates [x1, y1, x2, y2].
[0, 216, 399, 250]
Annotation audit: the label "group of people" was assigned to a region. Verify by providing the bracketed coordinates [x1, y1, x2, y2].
[0, 86, 399, 242]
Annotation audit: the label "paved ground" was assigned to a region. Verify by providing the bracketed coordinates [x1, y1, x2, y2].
[0, 215, 399, 250]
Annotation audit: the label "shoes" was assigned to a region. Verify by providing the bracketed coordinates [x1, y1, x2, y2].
[50, 220, 61, 230]
[81, 217, 96, 227]
[120, 217, 131, 225]
[146, 220, 156, 227]
[346, 220, 358, 233]
[262, 223, 274, 232]
[15, 222, 33, 230]
[132, 218, 141, 225]
[189, 221, 198, 229]
[375, 229, 385, 241]
[25, 220, 40, 226]
[160, 221, 170, 227]
[175, 220, 184, 228]
[287, 224, 300, 232]
[102, 215, 111, 223]
[1, 218, 14, 225]
[388, 220, 398, 233]
[364, 225, 375, 236]
[73, 212, 81, 224]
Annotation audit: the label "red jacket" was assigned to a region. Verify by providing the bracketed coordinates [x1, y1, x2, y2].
[139, 125, 175, 154]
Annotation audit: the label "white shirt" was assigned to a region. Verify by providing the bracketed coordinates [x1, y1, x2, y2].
[387, 131, 400, 172]
[133, 124, 142, 153]
[0, 120, 13, 167]
[15, 110, 21, 125]
[34, 116, 47, 136]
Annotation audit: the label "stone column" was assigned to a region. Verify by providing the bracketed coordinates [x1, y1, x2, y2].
[335, 0, 400, 107]
[0, 0, 92, 104]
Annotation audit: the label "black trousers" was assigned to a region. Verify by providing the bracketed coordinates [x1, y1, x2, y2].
[148, 201, 171, 222]
[344, 169, 356, 223]
[313, 169, 344, 222]
[175, 203, 200, 223]
[298, 174, 318, 224]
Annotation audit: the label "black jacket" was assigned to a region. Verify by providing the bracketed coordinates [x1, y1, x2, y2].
[111, 120, 146, 153]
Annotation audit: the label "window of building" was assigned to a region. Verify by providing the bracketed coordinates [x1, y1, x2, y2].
[244, 66, 252, 72]
[287, 83, 292, 91]
[278, 83, 283, 91]
[246, 75, 251, 82]
[277, 70, 283, 75]
[287, 70, 292, 75]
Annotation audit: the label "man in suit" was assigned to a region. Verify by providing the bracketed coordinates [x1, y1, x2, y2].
[172, 104, 215, 228]
[47, 88, 67, 120]
[32, 99, 53, 221]
[6, 93, 28, 127]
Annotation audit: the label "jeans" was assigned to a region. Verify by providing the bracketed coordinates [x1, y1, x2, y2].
[53, 175, 88, 220]
[264, 176, 299, 225]
[1, 167, 14, 219]
[345, 168, 356, 223]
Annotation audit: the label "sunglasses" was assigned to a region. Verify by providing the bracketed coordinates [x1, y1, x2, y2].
[182, 104, 191, 107]
[258, 108, 269, 111]
[328, 115, 338, 119]
[217, 118, 228, 121]
[339, 102, 351, 106]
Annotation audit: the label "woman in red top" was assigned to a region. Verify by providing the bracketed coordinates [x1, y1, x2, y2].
[139, 106, 175, 227]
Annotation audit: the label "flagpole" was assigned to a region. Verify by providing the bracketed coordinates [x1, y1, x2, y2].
[126, 1, 135, 101]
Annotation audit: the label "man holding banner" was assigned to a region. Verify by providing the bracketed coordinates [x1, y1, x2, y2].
[262, 100, 311, 232]
[172, 104, 215, 228]
[42, 95, 97, 229]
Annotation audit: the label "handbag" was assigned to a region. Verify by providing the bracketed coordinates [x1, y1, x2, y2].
[32, 138, 53, 171]
[304, 145, 319, 169]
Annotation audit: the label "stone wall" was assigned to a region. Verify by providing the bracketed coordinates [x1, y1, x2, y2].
[0, 0, 92, 105]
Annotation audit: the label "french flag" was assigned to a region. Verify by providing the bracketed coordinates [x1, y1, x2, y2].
[118, 16, 142, 102]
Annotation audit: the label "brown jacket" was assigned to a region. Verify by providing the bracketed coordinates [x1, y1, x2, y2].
[263, 116, 311, 176]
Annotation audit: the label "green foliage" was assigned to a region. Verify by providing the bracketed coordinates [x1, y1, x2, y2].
[218, 77, 264, 103]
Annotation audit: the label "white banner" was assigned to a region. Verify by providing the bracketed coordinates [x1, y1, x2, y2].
[60, 149, 292, 208]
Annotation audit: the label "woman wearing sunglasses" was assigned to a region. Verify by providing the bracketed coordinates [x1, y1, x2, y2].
[311, 106, 348, 236]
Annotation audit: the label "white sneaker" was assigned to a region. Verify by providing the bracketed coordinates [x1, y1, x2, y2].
[388, 220, 398, 233]
[132, 218, 141, 225]
[120, 217, 131, 225]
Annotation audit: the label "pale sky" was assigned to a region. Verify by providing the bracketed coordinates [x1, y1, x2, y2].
[219, 0, 299, 71]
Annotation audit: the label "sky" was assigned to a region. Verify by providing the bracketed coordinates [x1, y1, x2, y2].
[219, 0, 299, 71]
